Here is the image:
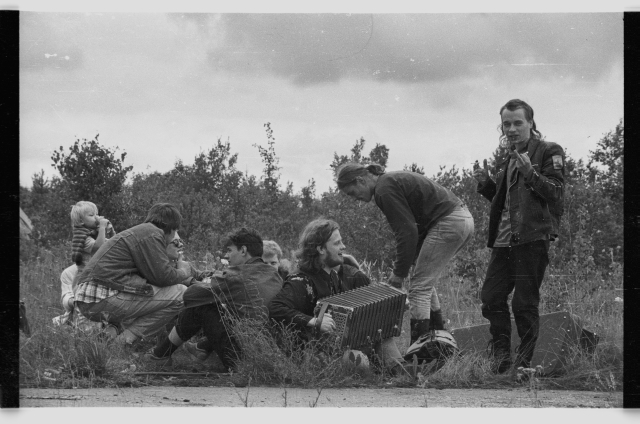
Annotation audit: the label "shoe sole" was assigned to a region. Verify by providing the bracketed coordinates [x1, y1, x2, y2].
[185, 343, 210, 362]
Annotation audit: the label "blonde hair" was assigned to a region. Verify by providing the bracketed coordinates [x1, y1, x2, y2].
[70, 201, 98, 226]
[262, 240, 283, 259]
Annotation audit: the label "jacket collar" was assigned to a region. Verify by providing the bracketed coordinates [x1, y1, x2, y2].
[498, 137, 541, 167]
[245, 256, 264, 265]
[527, 138, 542, 158]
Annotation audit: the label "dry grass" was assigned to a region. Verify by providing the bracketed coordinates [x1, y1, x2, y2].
[19, 241, 622, 391]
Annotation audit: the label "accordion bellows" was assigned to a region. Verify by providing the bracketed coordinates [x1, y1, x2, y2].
[315, 284, 406, 349]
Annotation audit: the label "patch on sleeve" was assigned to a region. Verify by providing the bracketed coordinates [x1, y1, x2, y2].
[552, 155, 563, 169]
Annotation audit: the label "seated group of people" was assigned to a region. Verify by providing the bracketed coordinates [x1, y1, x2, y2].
[53, 99, 564, 378]
[56, 202, 404, 372]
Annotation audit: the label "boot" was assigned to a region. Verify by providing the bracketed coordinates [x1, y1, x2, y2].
[409, 319, 431, 345]
[487, 338, 512, 374]
[430, 310, 445, 331]
[514, 342, 534, 370]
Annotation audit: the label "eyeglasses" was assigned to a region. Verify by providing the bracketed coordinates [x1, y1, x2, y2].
[170, 239, 184, 249]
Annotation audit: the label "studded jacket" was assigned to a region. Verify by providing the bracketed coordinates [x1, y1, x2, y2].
[268, 264, 370, 333]
[477, 138, 565, 248]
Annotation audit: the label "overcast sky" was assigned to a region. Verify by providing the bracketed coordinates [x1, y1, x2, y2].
[19, 6, 624, 195]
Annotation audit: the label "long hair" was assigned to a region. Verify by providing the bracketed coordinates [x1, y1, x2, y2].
[336, 162, 385, 190]
[295, 218, 339, 274]
[497, 99, 543, 148]
[144, 203, 182, 234]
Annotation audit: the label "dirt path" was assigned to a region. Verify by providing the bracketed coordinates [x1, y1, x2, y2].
[19, 386, 621, 408]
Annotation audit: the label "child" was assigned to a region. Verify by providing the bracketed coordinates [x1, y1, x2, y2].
[69, 201, 115, 292]
[262, 240, 291, 280]
[52, 264, 102, 332]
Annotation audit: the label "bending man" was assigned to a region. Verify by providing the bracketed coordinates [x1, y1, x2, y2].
[336, 163, 474, 359]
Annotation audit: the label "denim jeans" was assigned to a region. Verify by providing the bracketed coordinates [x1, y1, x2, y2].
[77, 284, 186, 341]
[408, 205, 474, 320]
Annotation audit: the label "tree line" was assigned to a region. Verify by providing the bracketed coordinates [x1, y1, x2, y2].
[20, 120, 623, 288]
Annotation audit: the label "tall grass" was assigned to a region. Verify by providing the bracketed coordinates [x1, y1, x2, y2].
[230, 318, 376, 387]
[19, 239, 622, 390]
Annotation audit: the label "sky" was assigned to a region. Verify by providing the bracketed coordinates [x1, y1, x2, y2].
[18, 4, 625, 196]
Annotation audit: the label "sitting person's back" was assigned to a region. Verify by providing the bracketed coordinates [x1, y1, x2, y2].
[146, 227, 282, 371]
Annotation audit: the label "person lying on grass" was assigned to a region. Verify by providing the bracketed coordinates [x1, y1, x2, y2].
[268, 218, 406, 374]
[145, 227, 283, 370]
[75, 203, 198, 347]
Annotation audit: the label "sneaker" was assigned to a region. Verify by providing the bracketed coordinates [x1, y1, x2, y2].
[184, 340, 210, 362]
[143, 348, 173, 369]
[104, 324, 120, 339]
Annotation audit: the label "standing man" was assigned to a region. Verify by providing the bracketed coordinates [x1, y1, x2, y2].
[473, 99, 565, 374]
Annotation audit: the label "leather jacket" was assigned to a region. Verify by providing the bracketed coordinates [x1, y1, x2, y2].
[478, 138, 565, 248]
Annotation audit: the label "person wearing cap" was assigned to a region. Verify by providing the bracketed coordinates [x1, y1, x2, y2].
[472, 99, 565, 375]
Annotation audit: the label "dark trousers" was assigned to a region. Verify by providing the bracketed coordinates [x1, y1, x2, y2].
[174, 304, 239, 370]
[480, 240, 549, 366]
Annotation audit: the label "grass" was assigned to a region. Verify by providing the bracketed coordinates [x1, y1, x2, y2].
[19, 239, 623, 392]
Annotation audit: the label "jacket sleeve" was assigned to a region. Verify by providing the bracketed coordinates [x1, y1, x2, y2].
[376, 190, 419, 279]
[268, 275, 315, 332]
[523, 143, 564, 203]
[477, 178, 497, 202]
[133, 232, 193, 287]
[340, 265, 371, 291]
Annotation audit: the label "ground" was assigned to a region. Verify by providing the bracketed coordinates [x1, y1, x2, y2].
[20, 386, 622, 408]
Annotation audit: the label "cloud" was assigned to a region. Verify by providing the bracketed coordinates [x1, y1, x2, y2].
[191, 13, 621, 86]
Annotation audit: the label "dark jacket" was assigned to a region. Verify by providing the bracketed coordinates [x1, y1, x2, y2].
[373, 171, 461, 278]
[478, 138, 565, 248]
[78, 223, 193, 296]
[183, 257, 283, 321]
[268, 264, 370, 333]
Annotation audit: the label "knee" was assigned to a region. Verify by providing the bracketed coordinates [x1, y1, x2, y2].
[159, 284, 187, 299]
[511, 302, 539, 316]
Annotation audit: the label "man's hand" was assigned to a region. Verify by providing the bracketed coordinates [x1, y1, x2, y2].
[472, 159, 490, 184]
[387, 274, 404, 289]
[510, 149, 533, 176]
[342, 253, 360, 269]
[308, 315, 336, 334]
[177, 259, 192, 278]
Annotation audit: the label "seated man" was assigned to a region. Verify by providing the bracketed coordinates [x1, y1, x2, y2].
[268, 218, 404, 371]
[145, 227, 283, 370]
[75, 203, 196, 346]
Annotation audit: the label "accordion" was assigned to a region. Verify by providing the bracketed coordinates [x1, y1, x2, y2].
[315, 284, 406, 350]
